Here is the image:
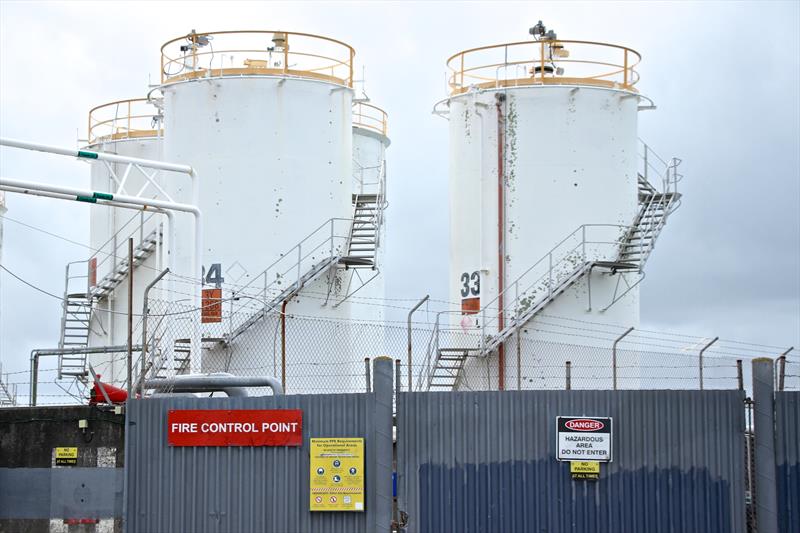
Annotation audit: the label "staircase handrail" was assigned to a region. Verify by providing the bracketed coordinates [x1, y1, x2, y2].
[478, 223, 630, 346]
[227, 217, 353, 334]
[639, 138, 683, 198]
[90, 211, 160, 280]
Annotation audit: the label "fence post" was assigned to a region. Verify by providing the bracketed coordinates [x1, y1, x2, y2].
[395, 359, 401, 395]
[372, 357, 393, 533]
[699, 337, 719, 391]
[565, 361, 571, 390]
[752, 357, 778, 533]
[364, 357, 371, 393]
[737, 359, 744, 391]
[777, 347, 792, 391]
[612, 327, 634, 391]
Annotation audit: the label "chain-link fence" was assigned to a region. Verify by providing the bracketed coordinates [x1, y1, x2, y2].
[126, 290, 800, 397]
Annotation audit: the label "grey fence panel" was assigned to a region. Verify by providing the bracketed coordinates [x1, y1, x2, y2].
[397, 390, 746, 533]
[125, 392, 385, 533]
[776, 391, 800, 533]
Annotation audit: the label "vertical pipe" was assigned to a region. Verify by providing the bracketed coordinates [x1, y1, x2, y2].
[752, 357, 778, 533]
[737, 359, 744, 391]
[612, 327, 634, 390]
[406, 294, 429, 392]
[495, 93, 506, 391]
[699, 336, 719, 391]
[372, 357, 393, 533]
[565, 361, 571, 390]
[364, 357, 371, 393]
[395, 358, 401, 397]
[281, 300, 288, 393]
[127, 238, 134, 397]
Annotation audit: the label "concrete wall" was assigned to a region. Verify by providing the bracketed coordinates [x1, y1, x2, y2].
[0, 406, 125, 533]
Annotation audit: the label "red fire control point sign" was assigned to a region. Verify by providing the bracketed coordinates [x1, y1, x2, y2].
[168, 409, 303, 447]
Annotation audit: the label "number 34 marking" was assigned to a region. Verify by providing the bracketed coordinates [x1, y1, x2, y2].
[460, 271, 480, 297]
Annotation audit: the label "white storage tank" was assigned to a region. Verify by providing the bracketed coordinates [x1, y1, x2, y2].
[82, 98, 165, 379]
[157, 30, 366, 392]
[435, 25, 663, 391]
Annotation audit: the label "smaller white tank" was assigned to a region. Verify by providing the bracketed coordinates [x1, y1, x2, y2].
[83, 98, 166, 380]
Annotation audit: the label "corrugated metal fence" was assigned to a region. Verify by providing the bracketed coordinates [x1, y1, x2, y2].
[397, 390, 746, 533]
[776, 391, 800, 533]
[125, 364, 393, 533]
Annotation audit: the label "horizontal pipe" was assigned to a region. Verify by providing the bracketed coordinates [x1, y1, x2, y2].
[145, 372, 284, 396]
[0, 137, 193, 174]
[0, 177, 199, 216]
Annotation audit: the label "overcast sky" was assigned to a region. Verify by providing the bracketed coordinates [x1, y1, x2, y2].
[1, 1, 798, 394]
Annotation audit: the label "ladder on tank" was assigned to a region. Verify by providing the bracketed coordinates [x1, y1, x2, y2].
[420, 143, 682, 391]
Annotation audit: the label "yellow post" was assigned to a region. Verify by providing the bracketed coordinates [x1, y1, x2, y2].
[460, 53, 464, 90]
[623, 49, 629, 87]
[283, 34, 289, 74]
[540, 41, 545, 82]
[349, 49, 354, 87]
[127, 101, 131, 136]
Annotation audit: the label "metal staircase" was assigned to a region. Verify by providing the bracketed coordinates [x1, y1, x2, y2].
[341, 194, 381, 268]
[226, 254, 343, 344]
[56, 225, 162, 380]
[420, 141, 682, 391]
[90, 228, 161, 299]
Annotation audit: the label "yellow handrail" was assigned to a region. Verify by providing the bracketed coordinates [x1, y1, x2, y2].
[87, 98, 162, 145]
[160, 30, 355, 87]
[352, 102, 388, 136]
[446, 39, 641, 94]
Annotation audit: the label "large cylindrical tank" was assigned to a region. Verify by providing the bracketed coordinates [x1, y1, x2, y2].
[443, 38, 644, 390]
[83, 98, 165, 378]
[158, 30, 359, 392]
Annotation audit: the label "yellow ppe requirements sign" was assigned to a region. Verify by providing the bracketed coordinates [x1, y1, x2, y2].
[310, 438, 365, 512]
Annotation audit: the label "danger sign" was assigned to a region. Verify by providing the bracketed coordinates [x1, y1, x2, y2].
[557, 416, 612, 462]
[168, 409, 302, 447]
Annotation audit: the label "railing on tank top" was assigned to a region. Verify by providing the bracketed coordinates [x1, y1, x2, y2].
[225, 218, 353, 339]
[88, 98, 163, 145]
[352, 102, 388, 136]
[160, 30, 355, 87]
[447, 39, 641, 95]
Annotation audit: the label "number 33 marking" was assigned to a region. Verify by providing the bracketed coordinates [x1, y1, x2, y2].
[460, 271, 480, 297]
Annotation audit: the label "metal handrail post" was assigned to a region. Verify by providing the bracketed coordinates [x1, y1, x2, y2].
[297, 244, 302, 284]
[406, 295, 429, 392]
[612, 327, 634, 390]
[699, 337, 719, 390]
